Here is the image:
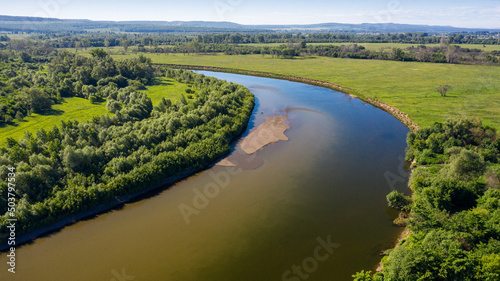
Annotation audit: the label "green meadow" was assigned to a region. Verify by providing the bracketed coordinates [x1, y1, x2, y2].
[0, 97, 108, 144]
[105, 52, 500, 130]
[142, 77, 194, 104]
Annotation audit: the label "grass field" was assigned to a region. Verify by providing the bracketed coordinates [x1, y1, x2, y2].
[0, 77, 187, 145]
[0, 97, 108, 144]
[104, 52, 500, 130]
[143, 77, 193, 104]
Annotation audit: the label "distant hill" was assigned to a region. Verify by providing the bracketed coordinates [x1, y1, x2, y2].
[250, 22, 499, 33]
[0, 15, 498, 34]
[0, 15, 63, 22]
[118, 21, 247, 29]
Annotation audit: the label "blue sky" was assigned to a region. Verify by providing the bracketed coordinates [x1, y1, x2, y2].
[2, 0, 500, 28]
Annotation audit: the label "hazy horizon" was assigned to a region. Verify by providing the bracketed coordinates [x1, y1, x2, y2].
[1, 0, 499, 29]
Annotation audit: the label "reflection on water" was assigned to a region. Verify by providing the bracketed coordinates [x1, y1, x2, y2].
[0, 71, 410, 281]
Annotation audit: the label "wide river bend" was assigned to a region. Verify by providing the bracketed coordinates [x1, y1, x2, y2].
[0, 71, 410, 281]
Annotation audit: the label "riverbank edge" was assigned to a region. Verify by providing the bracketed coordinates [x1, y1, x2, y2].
[163, 64, 417, 275]
[159, 64, 420, 132]
[0, 141, 255, 252]
[0, 79, 256, 251]
[0, 166, 196, 251]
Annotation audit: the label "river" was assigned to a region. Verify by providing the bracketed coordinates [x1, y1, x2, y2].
[0, 71, 410, 281]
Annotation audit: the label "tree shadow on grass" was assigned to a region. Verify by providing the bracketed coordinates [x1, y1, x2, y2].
[0, 118, 31, 128]
[149, 77, 173, 86]
[0, 122, 14, 128]
[294, 56, 318, 60]
[264, 55, 317, 60]
[38, 109, 64, 116]
[440, 94, 460, 99]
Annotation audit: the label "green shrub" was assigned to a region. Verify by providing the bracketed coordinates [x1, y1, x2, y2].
[387, 190, 412, 210]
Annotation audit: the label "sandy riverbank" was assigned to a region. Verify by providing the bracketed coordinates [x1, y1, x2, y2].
[216, 115, 290, 167]
[240, 115, 290, 154]
[216, 158, 237, 167]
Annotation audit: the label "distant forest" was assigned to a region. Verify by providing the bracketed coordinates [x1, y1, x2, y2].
[3, 32, 500, 47]
[2, 32, 499, 65]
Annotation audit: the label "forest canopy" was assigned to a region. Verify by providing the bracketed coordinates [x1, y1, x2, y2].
[355, 118, 500, 281]
[0, 55, 255, 242]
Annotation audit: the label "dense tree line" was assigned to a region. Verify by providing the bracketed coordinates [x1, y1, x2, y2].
[300, 43, 500, 64]
[0, 47, 155, 124]
[2, 33, 498, 66]
[354, 118, 500, 280]
[136, 41, 500, 65]
[0, 49, 56, 123]
[192, 32, 500, 45]
[0, 68, 255, 241]
[2, 32, 498, 54]
[9, 32, 500, 49]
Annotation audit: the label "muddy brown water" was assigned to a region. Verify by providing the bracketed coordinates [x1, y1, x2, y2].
[0, 71, 410, 281]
